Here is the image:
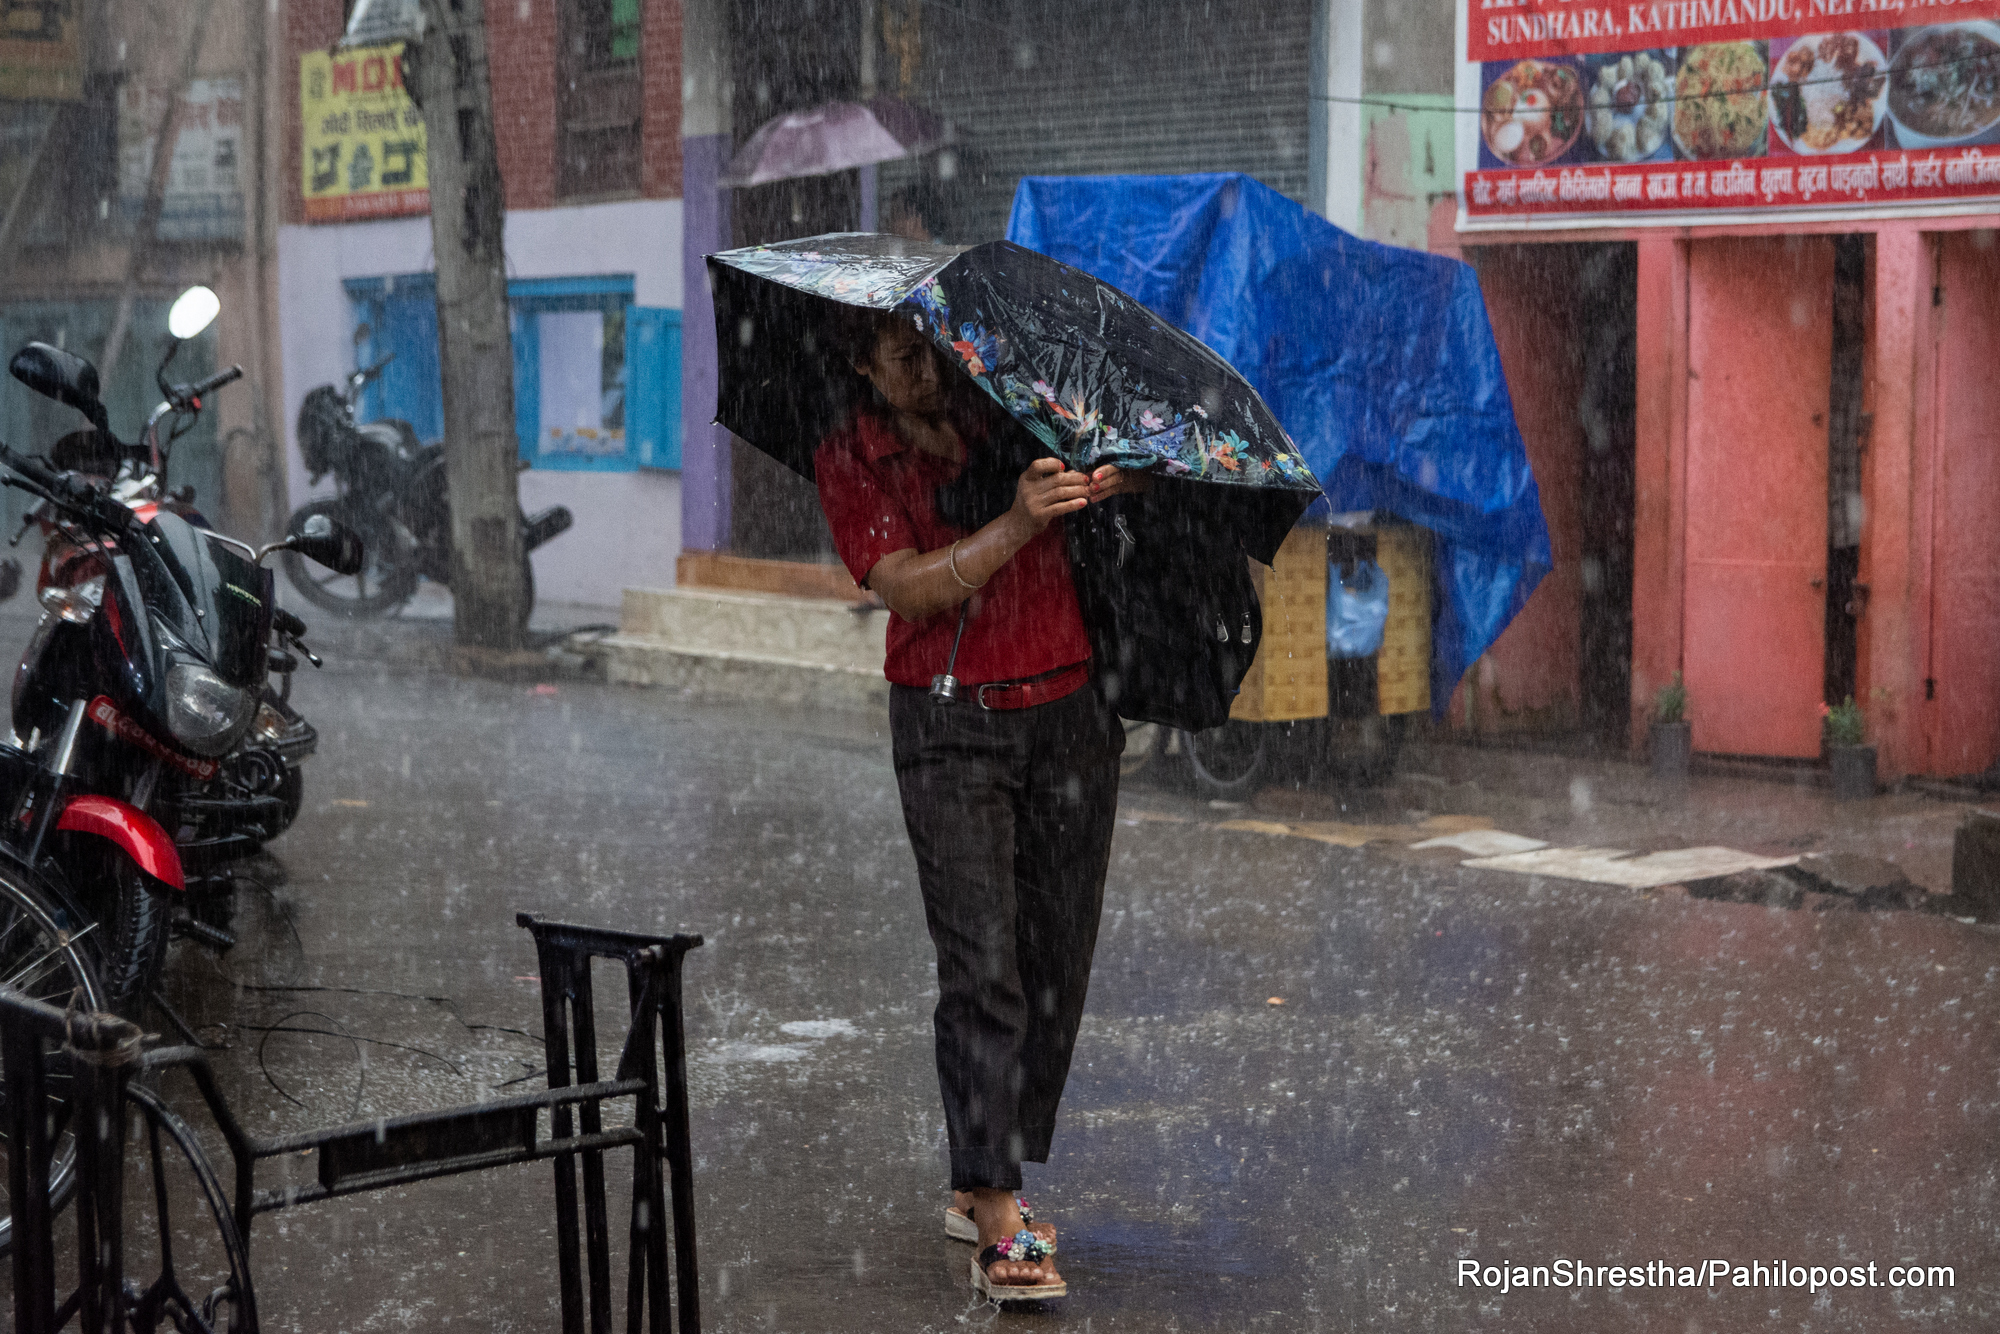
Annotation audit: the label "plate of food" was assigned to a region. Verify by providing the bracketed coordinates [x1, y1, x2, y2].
[1585, 50, 1674, 162]
[1770, 33, 1888, 153]
[1887, 21, 2000, 148]
[1673, 41, 1771, 159]
[1482, 58, 1585, 167]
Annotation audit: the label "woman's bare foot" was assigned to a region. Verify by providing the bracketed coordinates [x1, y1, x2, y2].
[964, 1186, 1062, 1288]
[950, 1190, 1057, 1248]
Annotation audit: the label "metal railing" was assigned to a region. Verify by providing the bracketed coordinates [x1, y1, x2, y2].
[3, 912, 703, 1334]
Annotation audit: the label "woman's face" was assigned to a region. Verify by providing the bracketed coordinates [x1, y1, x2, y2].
[857, 319, 946, 418]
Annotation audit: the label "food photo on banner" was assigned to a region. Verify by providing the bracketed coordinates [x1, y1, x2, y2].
[1456, 0, 2000, 223]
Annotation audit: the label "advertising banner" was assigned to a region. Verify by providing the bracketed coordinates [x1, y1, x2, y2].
[1456, 0, 2000, 226]
[0, 0, 82, 101]
[120, 78, 244, 241]
[299, 44, 427, 223]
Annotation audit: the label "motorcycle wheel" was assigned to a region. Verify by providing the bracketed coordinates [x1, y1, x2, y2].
[520, 547, 536, 631]
[280, 497, 417, 619]
[272, 764, 305, 835]
[0, 860, 108, 1257]
[90, 851, 171, 1020]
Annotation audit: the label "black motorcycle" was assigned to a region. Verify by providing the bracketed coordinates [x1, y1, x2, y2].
[0, 331, 363, 1016]
[284, 352, 573, 621]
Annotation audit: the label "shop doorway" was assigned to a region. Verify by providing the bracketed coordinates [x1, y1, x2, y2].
[1576, 244, 1638, 749]
[1683, 236, 1834, 758]
[722, 3, 862, 564]
[725, 174, 855, 563]
[1464, 241, 1636, 750]
[1822, 234, 1867, 709]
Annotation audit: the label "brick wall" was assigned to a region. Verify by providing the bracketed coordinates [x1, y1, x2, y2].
[283, 0, 345, 226]
[487, 0, 558, 209]
[284, 0, 681, 226]
[640, 0, 683, 199]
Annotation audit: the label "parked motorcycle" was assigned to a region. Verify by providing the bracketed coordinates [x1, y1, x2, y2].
[27, 295, 325, 853]
[285, 348, 573, 621]
[0, 288, 365, 1016]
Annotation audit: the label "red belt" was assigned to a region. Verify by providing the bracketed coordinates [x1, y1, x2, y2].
[974, 662, 1091, 711]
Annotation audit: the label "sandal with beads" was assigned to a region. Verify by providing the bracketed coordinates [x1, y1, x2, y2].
[970, 1229, 1066, 1301]
[943, 1196, 1054, 1250]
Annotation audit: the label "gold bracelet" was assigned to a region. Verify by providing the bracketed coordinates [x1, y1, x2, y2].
[948, 540, 985, 590]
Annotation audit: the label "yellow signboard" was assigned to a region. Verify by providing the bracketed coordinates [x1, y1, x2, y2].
[0, 0, 83, 101]
[299, 43, 427, 223]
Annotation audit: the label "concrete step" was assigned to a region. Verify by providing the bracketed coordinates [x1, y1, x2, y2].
[620, 586, 885, 670]
[602, 586, 889, 712]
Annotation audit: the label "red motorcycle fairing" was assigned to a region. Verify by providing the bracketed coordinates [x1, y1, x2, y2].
[55, 794, 185, 891]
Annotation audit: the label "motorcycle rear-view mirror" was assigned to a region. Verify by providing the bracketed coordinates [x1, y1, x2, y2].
[10, 342, 110, 432]
[168, 286, 221, 341]
[288, 513, 366, 576]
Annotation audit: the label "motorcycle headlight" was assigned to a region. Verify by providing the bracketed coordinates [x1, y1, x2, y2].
[165, 662, 256, 757]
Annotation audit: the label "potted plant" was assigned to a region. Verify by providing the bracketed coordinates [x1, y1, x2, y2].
[1650, 672, 1691, 778]
[1824, 695, 1875, 799]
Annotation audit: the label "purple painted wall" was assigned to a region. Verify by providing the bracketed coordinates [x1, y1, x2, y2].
[680, 132, 732, 552]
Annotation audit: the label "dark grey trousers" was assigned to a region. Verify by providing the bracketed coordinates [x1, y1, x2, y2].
[889, 681, 1124, 1192]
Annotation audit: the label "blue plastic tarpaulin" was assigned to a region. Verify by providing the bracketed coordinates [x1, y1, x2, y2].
[1007, 172, 1551, 715]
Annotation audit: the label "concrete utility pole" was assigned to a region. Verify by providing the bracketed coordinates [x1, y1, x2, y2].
[405, 0, 528, 653]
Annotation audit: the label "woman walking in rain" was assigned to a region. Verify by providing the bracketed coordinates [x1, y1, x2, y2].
[815, 309, 1147, 1301]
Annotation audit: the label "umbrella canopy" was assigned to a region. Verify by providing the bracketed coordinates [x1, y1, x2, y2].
[708, 233, 1322, 562]
[707, 233, 1324, 730]
[719, 97, 950, 189]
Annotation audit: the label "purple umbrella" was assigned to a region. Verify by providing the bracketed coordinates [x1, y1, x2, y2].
[719, 96, 951, 188]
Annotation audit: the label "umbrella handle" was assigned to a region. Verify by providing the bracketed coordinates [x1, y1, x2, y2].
[929, 603, 970, 706]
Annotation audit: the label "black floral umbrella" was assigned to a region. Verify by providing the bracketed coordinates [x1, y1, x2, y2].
[707, 232, 1325, 730]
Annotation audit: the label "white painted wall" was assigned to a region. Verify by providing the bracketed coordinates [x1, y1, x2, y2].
[276, 197, 685, 608]
[1310, 0, 1368, 231]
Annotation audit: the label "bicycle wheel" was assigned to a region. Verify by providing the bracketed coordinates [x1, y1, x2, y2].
[280, 497, 417, 619]
[1119, 720, 1161, 781]
[1181, 720, 1269, 801]
[0, 861, 107, 1257]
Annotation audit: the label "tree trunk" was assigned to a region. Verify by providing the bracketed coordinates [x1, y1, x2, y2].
[409, 0, 526, 650]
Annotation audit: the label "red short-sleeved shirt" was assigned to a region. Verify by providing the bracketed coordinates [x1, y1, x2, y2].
[815, 409, 1092, 688]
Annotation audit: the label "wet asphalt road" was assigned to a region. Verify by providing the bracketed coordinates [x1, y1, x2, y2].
[8, 606, 1999, 1332]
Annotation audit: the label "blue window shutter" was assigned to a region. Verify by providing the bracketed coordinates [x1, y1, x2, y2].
[344, 272, 652, 469]
[384, 291, 443, 443]
[354, 297, 387, 423]
[626, 306, 682, 470]
[511, 304, 540, 462]
[344, 275, 445, 444]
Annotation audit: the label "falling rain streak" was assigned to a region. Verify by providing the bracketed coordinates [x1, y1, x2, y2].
[0, 0, 1995, 1330]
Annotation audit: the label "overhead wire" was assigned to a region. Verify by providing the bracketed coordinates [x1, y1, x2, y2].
[1312, 50, 1991, 116]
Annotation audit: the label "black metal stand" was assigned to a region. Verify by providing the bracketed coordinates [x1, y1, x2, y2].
[2, 913, 704, 1334]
